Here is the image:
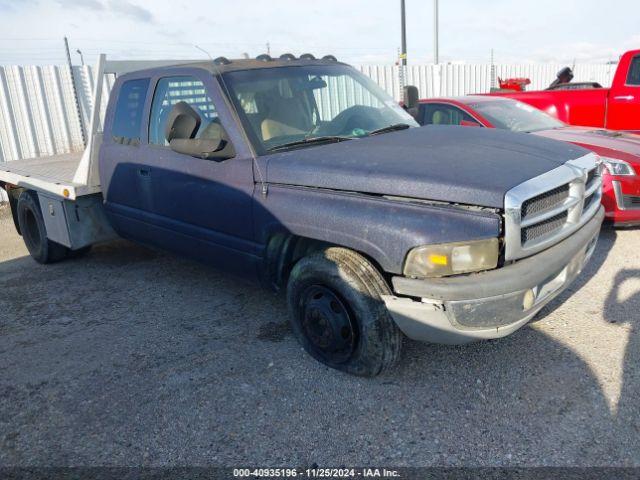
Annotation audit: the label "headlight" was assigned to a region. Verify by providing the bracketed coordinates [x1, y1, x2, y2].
[601, 157, 636, 176]
[404, 238, 499, 278]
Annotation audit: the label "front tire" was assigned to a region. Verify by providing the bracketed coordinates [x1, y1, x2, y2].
[16, 191, 68, 264]
[287, 247, 403, 376]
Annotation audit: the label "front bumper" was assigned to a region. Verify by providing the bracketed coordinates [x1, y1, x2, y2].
[382, 206, 604, 345]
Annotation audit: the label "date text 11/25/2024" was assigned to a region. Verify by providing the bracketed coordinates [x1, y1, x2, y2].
[233, 467, 401, 477]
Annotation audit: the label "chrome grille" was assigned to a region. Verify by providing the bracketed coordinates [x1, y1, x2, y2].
[586, 169, 597, 190]
[521, 211, 569, 245]
[626, 196, 640, 208]
[504, 154, 602, 261]
[621, 194, 640, 210]
[584, 190, 599, 212]
[521, 185, 570, 219]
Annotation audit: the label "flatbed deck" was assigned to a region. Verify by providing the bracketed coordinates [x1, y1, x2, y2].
[0, 153, 101, 200]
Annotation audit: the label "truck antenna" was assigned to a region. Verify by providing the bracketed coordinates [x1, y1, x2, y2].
[194, 45, 213, 60]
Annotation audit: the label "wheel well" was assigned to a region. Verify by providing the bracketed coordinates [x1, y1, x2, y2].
[263, 233, 388, 291]
[4, 184, 25, 236]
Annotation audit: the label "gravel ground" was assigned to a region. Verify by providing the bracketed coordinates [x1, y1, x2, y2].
[0, 203, 639, 467]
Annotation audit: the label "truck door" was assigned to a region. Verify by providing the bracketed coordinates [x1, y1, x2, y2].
[607, 54, 640, 131]
[143, 73, 259, 272]
[100, 77, 153, 217]
[105, 71, 259, 275]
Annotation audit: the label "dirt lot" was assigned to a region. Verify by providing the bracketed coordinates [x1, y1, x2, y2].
[0, 203, 639, 467]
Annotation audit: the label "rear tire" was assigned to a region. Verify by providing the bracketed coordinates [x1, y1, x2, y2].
[16, 191, 68, 264]
[287, 247, 403, 377]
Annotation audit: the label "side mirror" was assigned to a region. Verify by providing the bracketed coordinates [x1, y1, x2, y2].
[165, 101, 235, 161]
[170, 122, 235, 161]
[403, 85, 419, 110]
[165, 101, 201, 143]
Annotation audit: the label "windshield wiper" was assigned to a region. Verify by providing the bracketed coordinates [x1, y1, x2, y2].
[368, 123, 411, 136]
[267, 136, 352, 152]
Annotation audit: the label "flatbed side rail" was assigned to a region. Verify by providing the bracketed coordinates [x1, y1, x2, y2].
[1, 55, 204, 200]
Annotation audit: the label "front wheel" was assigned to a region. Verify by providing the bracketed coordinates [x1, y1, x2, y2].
[286, 247, 403, 376]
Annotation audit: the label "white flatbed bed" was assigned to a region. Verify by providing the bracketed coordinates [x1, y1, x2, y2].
[0, 152, 100, 200]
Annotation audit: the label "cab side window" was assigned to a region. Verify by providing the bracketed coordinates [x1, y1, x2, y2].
[627, 56, 640, 86]
[421, 104, 477, 126]
[149, 76, 219, 146]
[111, 78, 150, 145]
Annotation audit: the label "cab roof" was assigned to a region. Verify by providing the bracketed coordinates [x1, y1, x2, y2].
[129, 57, 348, 77]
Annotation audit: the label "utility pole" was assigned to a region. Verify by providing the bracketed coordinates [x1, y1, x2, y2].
[64, 37, 86, 147]
[399, 0, 408, 102]
[490, 48, 496, 89]
[266, 42, 271, 56]
[433, 0, 439, 64]
[400, 0, 407, 67]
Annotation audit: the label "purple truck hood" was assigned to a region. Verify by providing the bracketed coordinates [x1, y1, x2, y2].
[263, 126, 590, 209]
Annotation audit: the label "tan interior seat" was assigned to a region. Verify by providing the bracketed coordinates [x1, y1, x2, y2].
[256, 86, 309, 141]
[261, 119, 305, 141]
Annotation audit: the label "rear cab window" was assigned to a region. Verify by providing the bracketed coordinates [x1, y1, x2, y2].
[626, 56, 640, 86]
[111, 78, 150, 145]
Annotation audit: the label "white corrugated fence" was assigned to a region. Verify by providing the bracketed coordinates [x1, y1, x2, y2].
[0, 62, 615, 201]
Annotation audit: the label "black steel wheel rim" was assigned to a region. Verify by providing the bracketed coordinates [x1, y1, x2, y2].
[300, 285, 356, 363]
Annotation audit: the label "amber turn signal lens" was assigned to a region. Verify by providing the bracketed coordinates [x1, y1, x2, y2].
[404, 238, 499, 278]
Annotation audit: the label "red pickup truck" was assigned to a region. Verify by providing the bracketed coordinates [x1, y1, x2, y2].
[491, 49, 640, 133]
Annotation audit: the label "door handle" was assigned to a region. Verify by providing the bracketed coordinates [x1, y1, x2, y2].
[613, 95, 635, 101]
[138, 168, 150, 177]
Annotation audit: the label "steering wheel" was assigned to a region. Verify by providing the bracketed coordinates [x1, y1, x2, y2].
[316, 105, 383, 136]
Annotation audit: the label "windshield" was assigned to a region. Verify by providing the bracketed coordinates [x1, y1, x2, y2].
[222, 64, 418, 153]
[471, 100, 565, 133]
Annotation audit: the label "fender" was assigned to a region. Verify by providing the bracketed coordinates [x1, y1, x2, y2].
[254, 185, 502, 278]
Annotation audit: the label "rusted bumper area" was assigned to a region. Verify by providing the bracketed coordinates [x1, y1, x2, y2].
[382, 206, 604, 345]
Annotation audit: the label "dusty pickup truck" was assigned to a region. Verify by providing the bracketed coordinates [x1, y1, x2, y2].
[490, 49, 640, 133]
[0, 54, 603, 376]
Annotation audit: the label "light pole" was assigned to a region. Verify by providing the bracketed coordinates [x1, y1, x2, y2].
[399, 0, 408, 102]
[76, 49, 84, 66]
[400, 0, 407, 66]
[433, 0, 439, 64]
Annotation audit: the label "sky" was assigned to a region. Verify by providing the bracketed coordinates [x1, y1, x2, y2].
[0, 0, 638, 66]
